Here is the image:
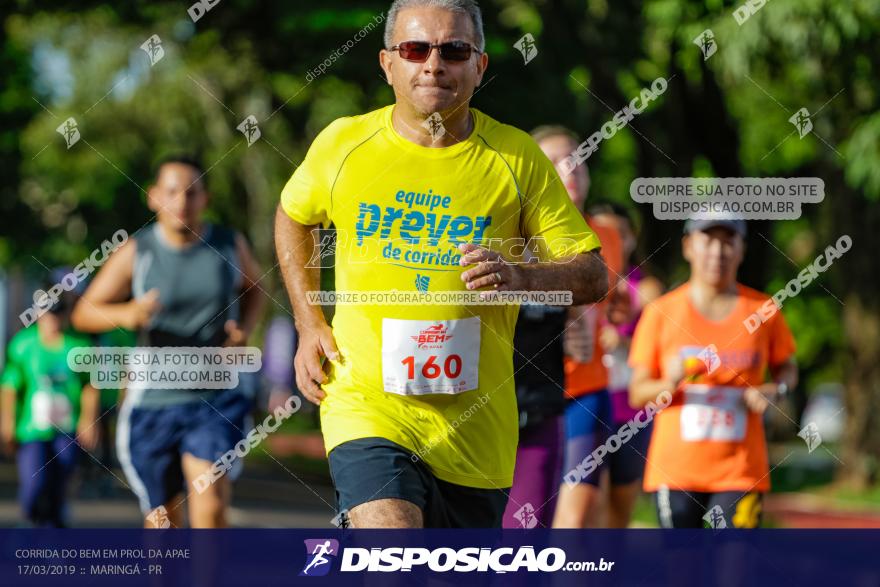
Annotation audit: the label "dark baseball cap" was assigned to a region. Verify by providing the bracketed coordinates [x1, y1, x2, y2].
[683, 218, 747, 237]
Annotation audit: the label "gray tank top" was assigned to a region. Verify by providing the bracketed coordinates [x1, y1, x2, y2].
[129, 223, 242, 407]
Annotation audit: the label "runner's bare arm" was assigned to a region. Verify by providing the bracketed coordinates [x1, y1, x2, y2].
[274, 207, 327, 329]
[223, 234, 267, 346]
[75, 384, 100, 451]
[744, 357, 799, 413]
[71, 239, 160, 332]
[629, 365, 679, 409]
[274, 205, 339, 405]
[523, 250, 608, 305]
[0, 386, 16, 455]
[459, 244, 608, 305]
[770, 357, 798, 391]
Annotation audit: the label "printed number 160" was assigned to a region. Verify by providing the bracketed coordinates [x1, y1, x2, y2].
[401, 355, 462, 380]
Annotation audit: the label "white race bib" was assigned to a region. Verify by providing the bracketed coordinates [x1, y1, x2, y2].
[382, 317, 480, 395]
[680, 385, 747, 442]
[31, 389, 74, 432]
[604, 347, 632, 390]
[566, 305, 598, 363]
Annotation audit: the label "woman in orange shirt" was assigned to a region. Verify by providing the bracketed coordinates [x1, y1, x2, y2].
[629, 218, 798, 528]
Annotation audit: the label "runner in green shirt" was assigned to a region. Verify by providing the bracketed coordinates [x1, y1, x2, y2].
[1, 284, 99, 526]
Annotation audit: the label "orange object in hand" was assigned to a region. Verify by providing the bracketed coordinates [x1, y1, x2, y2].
[683, 356, 707, 380]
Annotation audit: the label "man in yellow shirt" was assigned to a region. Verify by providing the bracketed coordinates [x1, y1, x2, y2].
[275, 0, 607, 528]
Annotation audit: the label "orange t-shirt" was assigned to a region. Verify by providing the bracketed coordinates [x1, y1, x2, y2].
[628, 282, 796, 493]
[563, 219, 624, 398]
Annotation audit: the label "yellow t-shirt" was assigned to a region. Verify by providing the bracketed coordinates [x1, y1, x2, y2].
[280, 105, 600, 488]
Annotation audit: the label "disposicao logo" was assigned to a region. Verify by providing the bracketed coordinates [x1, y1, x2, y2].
[300, 539, 339, 577]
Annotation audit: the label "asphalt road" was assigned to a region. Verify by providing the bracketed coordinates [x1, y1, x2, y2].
[0, 453, 337, 529]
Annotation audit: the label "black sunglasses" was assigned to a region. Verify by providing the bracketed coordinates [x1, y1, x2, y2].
[390, 40, 482, 63]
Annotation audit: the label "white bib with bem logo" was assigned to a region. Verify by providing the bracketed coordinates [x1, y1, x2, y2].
[382, 317, 480, 395]
[680, 384, 747, 442]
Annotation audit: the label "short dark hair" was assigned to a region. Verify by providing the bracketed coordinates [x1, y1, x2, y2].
[154, 154, 206, 187]
[385, 0, 485, 52]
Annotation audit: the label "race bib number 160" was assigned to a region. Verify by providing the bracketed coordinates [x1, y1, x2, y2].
[382, 317, 480, 395]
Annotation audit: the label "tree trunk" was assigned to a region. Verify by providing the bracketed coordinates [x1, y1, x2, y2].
[840, 296, 880, 488]
[835, 180, 880, 488]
